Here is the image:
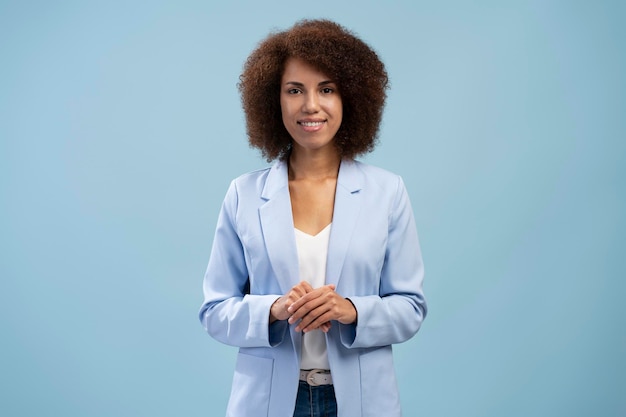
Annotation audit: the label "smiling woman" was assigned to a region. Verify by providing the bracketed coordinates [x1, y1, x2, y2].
[199, 19, 427, 417]
[280, 58, 343, 158]
[238, 19, 388, 162]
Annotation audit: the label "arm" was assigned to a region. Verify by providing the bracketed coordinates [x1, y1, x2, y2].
[338, 176, 427, 348]
[198, 181, 288, 348]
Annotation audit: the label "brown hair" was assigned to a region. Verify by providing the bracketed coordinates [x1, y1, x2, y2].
[238, 19, 389, 161]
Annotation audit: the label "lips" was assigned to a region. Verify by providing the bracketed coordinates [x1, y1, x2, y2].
[297, 120, 326, 133]
[298, 120, 326, 127]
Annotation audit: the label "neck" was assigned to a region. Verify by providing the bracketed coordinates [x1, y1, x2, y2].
[288, 147, 341, 181]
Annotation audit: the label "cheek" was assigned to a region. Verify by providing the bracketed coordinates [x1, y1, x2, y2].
[280, 98, 296, 120]
[279, 97, 286, 117]
[279, 103, 290, 127]
[333, 98, 343, 119]
[334, 104, 343, 126]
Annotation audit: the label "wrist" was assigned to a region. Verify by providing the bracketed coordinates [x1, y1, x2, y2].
[344, 298, 358, 325]
[269, 297, 285, 323]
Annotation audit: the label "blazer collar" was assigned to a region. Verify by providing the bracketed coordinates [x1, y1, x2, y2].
[260, 159, 289, 200]
[261, 158, 363, 199]
[259, 159, 364, 293]
[327, 159, 363, 288]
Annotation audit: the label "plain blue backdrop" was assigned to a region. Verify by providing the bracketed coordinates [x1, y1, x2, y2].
[1, 1, 624, 416]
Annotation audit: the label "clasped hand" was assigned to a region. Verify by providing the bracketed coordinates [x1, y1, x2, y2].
[270, 281, 357, 333]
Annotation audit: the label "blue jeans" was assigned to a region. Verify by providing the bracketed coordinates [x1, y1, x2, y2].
[293, 380, 338, 417]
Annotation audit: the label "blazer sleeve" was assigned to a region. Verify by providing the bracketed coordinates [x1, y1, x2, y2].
[198, 181, 289, 348]
[339, 176, 427, 348]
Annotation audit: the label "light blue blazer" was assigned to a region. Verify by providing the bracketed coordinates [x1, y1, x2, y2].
[199, 159, 427, 417]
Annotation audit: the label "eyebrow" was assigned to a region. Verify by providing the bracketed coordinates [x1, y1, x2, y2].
[284, 80, 336, 87]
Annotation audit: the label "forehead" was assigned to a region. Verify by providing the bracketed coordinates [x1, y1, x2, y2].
[281, 57, 333, 82]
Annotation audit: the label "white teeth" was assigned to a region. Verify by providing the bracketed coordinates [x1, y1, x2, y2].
[300, 121, 324, 127]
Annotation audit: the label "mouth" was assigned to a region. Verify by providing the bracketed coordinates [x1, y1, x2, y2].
[297, 120, 326, 127]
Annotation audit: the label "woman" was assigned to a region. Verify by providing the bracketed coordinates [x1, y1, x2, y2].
[199, 19, 427, 417]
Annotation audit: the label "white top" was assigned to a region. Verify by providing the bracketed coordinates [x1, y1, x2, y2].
[294, 223, 332, 370]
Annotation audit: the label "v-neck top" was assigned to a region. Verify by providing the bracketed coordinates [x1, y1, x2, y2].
[294, 223, 332, 370]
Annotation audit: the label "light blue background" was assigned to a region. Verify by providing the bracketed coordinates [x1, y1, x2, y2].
[1, 1, 624, 416]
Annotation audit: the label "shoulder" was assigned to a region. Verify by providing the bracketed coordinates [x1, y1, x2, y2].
[348, 159, 404, 190]
[231, 166, 272, 186]
[352, 160, 399, 178]
[346, 160, 413, 215]
[226, 165, 276, 195]
[224, 160, 287, 203]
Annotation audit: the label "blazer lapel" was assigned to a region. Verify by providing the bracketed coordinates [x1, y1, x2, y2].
[326, 159, 363, 288]
[259, 160, 300, 294]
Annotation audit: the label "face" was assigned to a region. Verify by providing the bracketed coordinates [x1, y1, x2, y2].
[280, 58, 343, 156]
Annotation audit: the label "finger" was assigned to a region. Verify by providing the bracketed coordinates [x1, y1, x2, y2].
[291, 281, 312, 294]
[288, 285, 332, 314]
[295, 300, 334, 331]
[287, 282, 312, 304]
[297, 291, 345, 330]
[301, 310, 336, 333]
[287, 282, 312, 303]
[288, 293, 329, 323]
[299, 281, 315, 293]
[291, 282, 309, 297]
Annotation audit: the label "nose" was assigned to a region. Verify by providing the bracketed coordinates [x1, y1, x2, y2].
[302, 93, 320, 114]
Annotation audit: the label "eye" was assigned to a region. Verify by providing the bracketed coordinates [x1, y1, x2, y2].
[287, 88, 302, 94]
[321, 87, 334, 94]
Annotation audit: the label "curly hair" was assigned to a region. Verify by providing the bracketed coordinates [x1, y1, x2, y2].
[238, 19, 389, 161]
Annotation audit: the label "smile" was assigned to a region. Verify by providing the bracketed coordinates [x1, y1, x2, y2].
[298, 121, 326, 127]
